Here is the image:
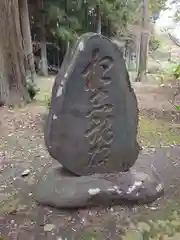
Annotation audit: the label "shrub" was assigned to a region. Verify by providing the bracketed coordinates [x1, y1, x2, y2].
[172, 64, 180, 80]
[44, 95, 51, 110]
[149, 37, 160, 52]
[27, 80, 40, 100]
[171, 64, 180, 111]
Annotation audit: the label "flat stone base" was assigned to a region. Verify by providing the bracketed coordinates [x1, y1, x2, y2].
[34, 166, 164, 209]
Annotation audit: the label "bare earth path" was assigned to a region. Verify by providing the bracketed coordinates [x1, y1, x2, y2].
[133, 82, 180, 123]
[0, 81, 180, 239]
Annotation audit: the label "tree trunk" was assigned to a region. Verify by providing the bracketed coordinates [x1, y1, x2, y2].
[0, 0, 30, 107]
[0, 42, 8, 106]
[84, 0, 88, 30]
[40, 39, 48, 76]
[168, 47, 172, 61]
[136, 31, 149, 82]
[39, 0, 48, 76]
[19, 0, 35, 81]
[136, 0, 149, 82]
[96, 4, 101, 34]
[64, 0, 69, 53]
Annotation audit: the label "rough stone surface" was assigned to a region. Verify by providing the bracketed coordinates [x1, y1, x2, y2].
[34, 165, 164, 209]
[45, 33, 140, 175]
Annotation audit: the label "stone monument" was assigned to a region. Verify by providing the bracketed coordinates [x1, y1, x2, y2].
[45, 33, 140, 176]
[35, 33, 164, 208]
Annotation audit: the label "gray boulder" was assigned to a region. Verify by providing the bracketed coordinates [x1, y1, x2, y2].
[34, 168, 164, 209]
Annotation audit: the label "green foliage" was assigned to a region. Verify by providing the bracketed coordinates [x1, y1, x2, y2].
[124, 212, 180, 239]
[175, 105, 180, 111]
[26, 80, 40, 100]
[171, 0, 180, 22]
[45, 1, 80, 44]
[149, 0, 167, 14]
[149, 36, 160, 51]
[30, 0, 169, 49]
[168, 64, 180, 111]
[44, 94, 51, 109]
[172, 64, 180, 80]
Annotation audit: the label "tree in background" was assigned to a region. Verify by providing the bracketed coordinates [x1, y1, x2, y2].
[0, 0, 30, 106]
[136, 0, 168, 82]
[39, 0, 48, 76]
[28, 0, 49, 76]
[29, 0, 145, 67]
[19, 0, 35, 80]
[171, 0, 180, 22]
[0, 0, 169, 106]
[29, 0, 168, 70]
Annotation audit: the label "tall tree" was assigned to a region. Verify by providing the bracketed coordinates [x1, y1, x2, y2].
[0, 0, 30, 106]
[28, 0, 168, 72]
[39, 0, 48, 76]
[136, 0, 149, 82]
[96, 2, 102, 34]
[19, 0, 35, 81]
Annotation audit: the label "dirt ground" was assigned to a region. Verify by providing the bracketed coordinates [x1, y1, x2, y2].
[133, 82, 180, 122]
[0, 80, 180, 240]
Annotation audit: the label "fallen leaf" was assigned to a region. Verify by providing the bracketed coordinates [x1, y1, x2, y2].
[21, 169, 30, 177]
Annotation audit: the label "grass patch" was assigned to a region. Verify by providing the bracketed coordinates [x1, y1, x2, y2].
[35, 88, 51, 104]
[34, 76, 53, 105]
[123, 208, 180, 239]
[138, 115, 180, 147]
[121, 199, 180, 239]
[77, 229, 104, 240]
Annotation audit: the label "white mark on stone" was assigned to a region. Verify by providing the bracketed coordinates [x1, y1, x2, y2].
[107, 186, 122, 194]
[134, 181, 142, 187]
[79, 41, 84, 51]
[127, 181, 142, 194]
[64, 72, 68, 78]
[127, 185, 136, 194]
[44, 224, 55, 232]
[88, 188, 100, 196]
[113, 186, 122, 194]
[156, 183, 163, 192]
[56, 85, 63, 97]
[53, 114, 58, 120]
[117, 189, 122, 195]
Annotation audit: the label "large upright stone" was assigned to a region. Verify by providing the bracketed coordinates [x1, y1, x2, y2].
[45, 33, 140, 176]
